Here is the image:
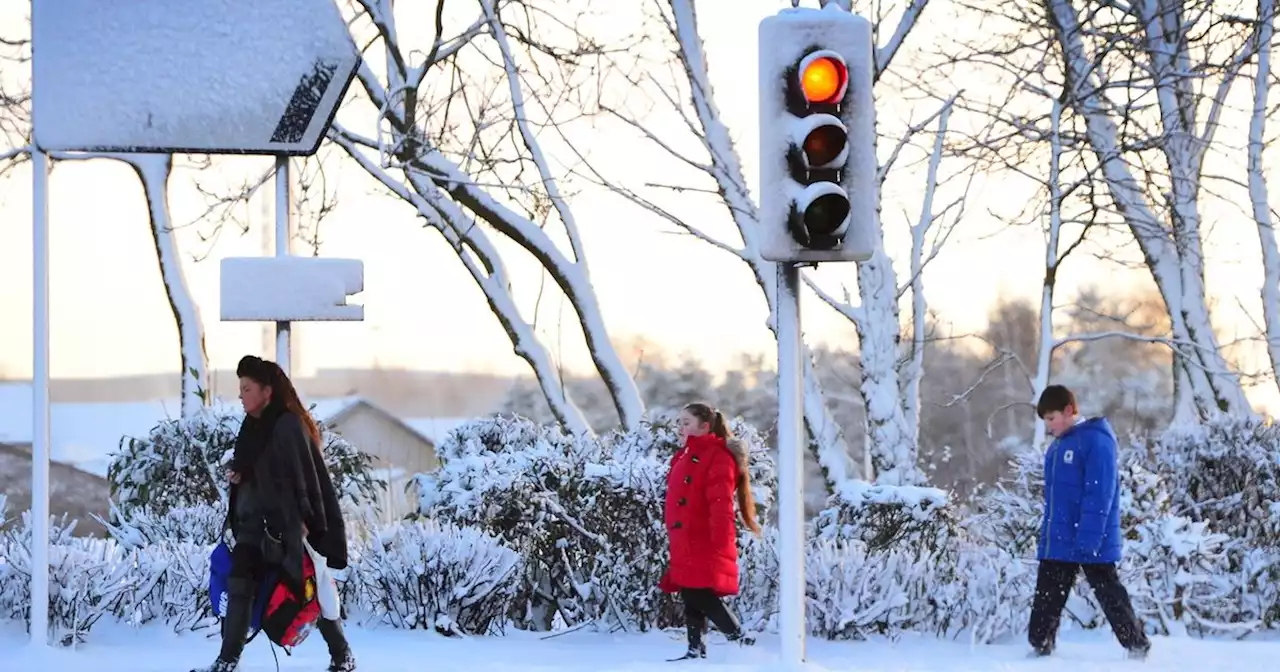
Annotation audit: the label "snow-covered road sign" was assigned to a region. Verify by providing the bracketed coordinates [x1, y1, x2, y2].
[220, 257, 364, 321]
[32, 0, 359, 156]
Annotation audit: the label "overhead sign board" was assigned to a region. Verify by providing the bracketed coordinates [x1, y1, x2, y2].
[32, 0, 359, 155]
[220, 257, 365, 322]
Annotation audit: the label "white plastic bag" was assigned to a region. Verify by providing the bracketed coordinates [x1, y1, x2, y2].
[302, 538, 342, 620]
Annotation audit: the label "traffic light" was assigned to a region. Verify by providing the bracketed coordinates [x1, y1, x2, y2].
[758, 7, 876, 263]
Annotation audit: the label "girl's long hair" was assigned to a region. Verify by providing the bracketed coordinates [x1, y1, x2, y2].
[684, 402, 762, 534]
[236, 355, 322, 447]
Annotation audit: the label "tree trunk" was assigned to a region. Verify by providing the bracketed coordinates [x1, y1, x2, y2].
[128, 155, 208, 418]
[1249, 0, 1280, 397]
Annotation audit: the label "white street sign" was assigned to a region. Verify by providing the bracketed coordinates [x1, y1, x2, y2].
[32, 0, 359, 156]
[220, 257, 364, 321]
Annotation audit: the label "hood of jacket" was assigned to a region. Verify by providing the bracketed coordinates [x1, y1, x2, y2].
[1059, 416, 1117, 444]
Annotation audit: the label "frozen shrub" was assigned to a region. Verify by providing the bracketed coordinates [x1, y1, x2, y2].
[96, 502, 227, 549]
[0, 513, 131, 645]
[811, 480, 955, 554]
[416, 415, 775, 632]
[347, 520, 521, 636]
[109, 406, 384, 518]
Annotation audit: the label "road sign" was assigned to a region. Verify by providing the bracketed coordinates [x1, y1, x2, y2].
[32, 0, 359, 156]
[220, 257, 365, 322]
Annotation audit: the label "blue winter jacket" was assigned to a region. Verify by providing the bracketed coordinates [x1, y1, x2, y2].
[1037, 417, 1124, 564]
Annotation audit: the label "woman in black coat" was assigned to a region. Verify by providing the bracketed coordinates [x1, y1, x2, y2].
[191, 355, 355, 672]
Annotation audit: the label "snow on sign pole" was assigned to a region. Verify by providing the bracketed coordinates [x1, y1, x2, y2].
[28, 0, 358, 647]
[758, 4, 877, 667]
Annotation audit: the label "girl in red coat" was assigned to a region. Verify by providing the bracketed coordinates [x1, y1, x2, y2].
[660, 402, 761, 661]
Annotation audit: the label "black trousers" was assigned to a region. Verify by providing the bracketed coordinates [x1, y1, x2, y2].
[225, 541, 350, 660]
[1028, 560, 1149, 653]
[680, 588, 741, 637]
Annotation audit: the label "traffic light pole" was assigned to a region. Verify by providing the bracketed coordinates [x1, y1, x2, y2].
[775, 261, 806, 665]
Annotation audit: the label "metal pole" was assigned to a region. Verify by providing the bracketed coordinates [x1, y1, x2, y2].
[274, 155, 291, 376]
[776, 261, 805, 665]
[30, 149, 51, 648]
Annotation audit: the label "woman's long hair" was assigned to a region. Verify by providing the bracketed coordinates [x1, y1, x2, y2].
[236, 355, 322, 447]
[683, 402, 762, 534]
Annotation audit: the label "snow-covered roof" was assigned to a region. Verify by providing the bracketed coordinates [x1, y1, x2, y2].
[403, 417, 474, 446]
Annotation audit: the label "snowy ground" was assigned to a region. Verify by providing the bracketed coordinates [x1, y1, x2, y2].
[2, 622, 1276, 671]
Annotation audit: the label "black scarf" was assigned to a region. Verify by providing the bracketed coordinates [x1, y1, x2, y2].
[232, 404, 282, 480]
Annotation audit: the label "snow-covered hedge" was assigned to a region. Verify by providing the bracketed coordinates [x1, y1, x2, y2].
[6, 413, 1279, 645]
[108, 406, 384, 518]
[346, 520, 522, 635]
[414, 415, 776, 632]
[971, 416, 1280, 639]
[0, 500, 524, 644]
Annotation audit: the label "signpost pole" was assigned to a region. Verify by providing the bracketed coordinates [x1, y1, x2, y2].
[29, 149, 51, 649]
[274, 155, 291, 376]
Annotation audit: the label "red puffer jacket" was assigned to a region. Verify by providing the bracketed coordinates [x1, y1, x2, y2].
[658, 433, 741, 597]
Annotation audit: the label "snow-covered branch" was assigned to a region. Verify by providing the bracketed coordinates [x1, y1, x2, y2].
[902, 98, 956, 450]
[1042, 0, 1250, 416]
[344, 0, 646, 431]
[330, 124, 591, 435]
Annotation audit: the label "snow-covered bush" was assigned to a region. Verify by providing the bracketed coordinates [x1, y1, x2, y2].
[416, 415, 776, 632]
[733, 529, 779, 632]
[1130, 417, 1280, 630]
[114, 541, 215, 633]
[347, 520, 521, 636]
[944, 544, 1036, 644]
[964, 439, 1043, 558]
[1151, 416, 1280, 547]
[1125, 516, 1240, 637]
[811, 481, 954, 554]
[96, 502, 227, 549]
[109, 406, 384, 518]
[0, 514, 132, 645]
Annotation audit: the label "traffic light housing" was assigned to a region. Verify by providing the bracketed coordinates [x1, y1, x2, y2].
[759, 8, 876, 263]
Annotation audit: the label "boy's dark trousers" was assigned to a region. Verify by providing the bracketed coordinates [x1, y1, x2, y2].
[1028, 559, 1149, 654]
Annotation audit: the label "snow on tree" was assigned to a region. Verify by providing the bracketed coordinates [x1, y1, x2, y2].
[319, 0, 647, 435]
[574, 0, 969, 491]
[1248, 0, 1280, 397]
[952, 0, 1264, 418]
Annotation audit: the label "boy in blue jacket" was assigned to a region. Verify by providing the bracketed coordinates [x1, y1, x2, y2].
[1030, 385, 1150, 660]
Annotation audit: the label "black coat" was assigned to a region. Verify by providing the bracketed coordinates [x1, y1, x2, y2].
[228, 410, 350, 594]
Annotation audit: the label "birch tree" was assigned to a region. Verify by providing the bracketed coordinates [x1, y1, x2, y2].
[956, 0, 1266, 418]
[578, 0, 961, 489]
[0, 29, 209, 417]
[326, 0, 646, 435]
[1248, 0, 1280, 393]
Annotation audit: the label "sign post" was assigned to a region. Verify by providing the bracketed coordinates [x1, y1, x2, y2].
[29, 0, 360, 647]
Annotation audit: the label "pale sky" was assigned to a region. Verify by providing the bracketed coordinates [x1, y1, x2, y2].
[0, 1, 1276, 411]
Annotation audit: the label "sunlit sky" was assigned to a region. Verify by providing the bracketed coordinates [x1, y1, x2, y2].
[0, 0, 1276, 412]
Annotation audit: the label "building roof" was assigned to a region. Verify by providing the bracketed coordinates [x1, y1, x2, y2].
[403, 417, 473, 446]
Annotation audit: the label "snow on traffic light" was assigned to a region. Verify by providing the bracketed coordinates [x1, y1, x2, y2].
[758, 6, 876, 264]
